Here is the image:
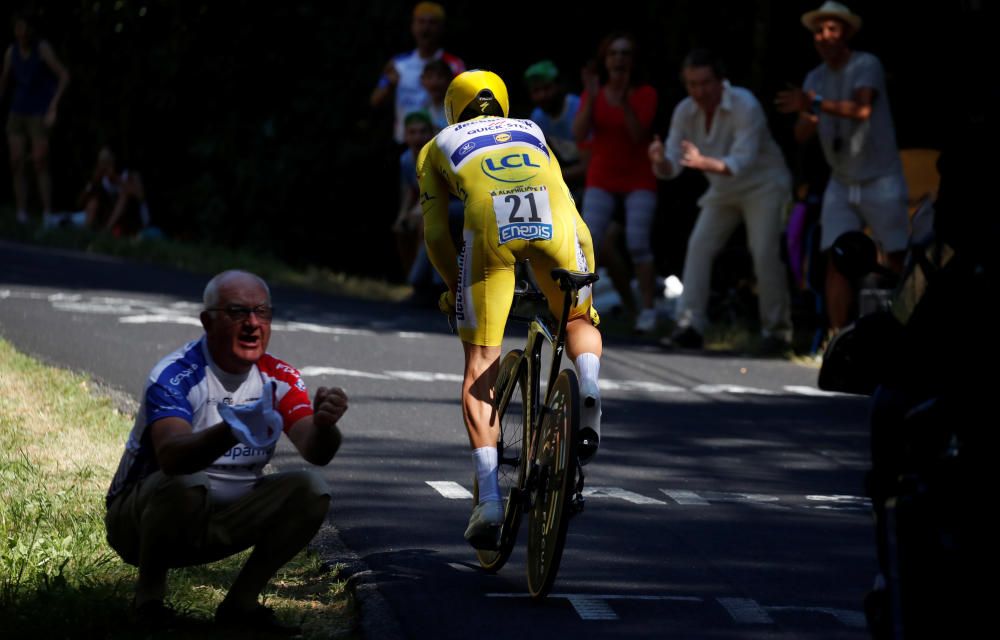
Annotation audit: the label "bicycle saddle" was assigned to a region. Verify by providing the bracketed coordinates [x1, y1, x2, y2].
[551, 268, 600, 292]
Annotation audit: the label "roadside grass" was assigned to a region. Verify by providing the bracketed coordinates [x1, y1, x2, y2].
[0, 339, 359, 639]
[0, 213, 411, 304]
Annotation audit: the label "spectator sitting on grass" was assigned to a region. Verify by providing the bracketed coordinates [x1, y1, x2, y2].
[78, 146, 152, 237]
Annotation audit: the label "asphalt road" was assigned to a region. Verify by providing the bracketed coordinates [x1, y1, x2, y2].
[0, 240, 875, 639]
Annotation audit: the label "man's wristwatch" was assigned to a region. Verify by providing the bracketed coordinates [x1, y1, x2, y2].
[810, 94, 823, 115]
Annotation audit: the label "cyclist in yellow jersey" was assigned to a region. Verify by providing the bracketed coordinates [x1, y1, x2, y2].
[417, 70, 604, 546]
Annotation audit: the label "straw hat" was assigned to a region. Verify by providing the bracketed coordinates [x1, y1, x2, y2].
[801, 1, 862, 33]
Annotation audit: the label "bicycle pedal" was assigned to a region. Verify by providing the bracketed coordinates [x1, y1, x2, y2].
[509, 486, 525, 504]
[570, 495, 586, 516]
[466, 528, 501, 551]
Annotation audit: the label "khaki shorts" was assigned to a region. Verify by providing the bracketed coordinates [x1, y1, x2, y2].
[820, 173, 910, 253]
[6, 113, 50, 141]
[105, 469, 330, 568]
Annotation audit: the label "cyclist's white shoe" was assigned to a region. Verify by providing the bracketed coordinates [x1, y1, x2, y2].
[578, 378, 601, 466]
[464, 499, 504, 549]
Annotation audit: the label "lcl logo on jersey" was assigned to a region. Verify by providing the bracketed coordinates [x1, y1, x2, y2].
[481, 151, 544, 183]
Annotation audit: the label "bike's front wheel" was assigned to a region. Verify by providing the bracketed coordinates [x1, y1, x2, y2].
[526, 368, 579, 599]
[475, 349, 529, 572]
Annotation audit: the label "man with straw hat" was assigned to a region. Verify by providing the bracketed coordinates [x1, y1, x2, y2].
[776, 2, 909, 337]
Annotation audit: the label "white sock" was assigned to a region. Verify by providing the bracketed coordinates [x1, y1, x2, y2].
[473, 446, 500, 503]
[575, 353, 600, 391]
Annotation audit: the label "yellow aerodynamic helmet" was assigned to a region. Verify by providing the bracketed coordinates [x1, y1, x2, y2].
[444, 69, 510, 126]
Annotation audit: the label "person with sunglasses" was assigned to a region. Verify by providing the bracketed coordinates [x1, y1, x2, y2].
[104, 269, 348, 635]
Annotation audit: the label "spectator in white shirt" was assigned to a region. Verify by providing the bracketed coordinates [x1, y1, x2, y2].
[649, 49, 792, 352]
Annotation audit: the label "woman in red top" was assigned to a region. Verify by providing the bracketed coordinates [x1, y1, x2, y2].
[573, 32, 659, 333]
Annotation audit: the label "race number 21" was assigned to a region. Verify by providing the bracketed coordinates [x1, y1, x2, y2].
[494, 190, 553, 244]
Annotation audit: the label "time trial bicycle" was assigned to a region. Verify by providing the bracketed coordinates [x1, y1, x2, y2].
[471, 261, 599, 599]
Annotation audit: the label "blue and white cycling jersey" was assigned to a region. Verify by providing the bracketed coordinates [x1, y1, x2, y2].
[106, 337, 313, 506]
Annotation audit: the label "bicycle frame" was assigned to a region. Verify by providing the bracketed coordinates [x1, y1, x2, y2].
[499, 284, 581, 498]
[505, 284, 577, 441]
[479, 265, 595, 593]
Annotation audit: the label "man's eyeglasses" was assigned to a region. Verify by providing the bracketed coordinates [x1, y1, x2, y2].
[207, 304, 275, 323]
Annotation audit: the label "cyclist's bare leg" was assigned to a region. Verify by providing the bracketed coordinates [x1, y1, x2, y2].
[461, 342, 502, 449]
[565, 317, 602, 361]
[461, 342, 505, 543]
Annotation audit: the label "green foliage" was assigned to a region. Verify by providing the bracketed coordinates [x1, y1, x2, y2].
[0, 210, 411, 302]
[27, 1, 401, 277]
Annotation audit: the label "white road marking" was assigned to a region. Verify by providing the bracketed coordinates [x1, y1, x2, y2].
[296, 366, 833, 398]
[426, 483, 868, 513]
[659, 489, 710, 505]
[597, 379, 686, 393]
[584, 486, 667, 505]
[447, 562, 476, 572]
[566, 596, 619, 620]
[717, 597, 775, 624]
[300, 367, 392, 380]
[55, 301, 143, 314]
[487, 593, 702, 603]
[384, 370, 464, 382]
[766, 606, 866, 628]
[805, 494, 870, 504]
[487, 593, 861, 626]
[278, 321, 374, 336]
[784, 385, 847, 397]
[660, 489, 782, 506]
[426, 481, 472, 499]
[805, 494, 871, 511]
[699, 491, 781, 504]
[119, 314, 203, 326]
[2, 289, 53, 300]
[692, 384, 778, 395]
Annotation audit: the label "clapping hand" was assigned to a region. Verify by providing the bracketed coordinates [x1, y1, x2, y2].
[647, 135, 665, 165]
[679, 140, 705, 170]
[218, 381, 283, 448]
[382, 60, 400, 87]
[775, 86, 810, 114]
[313, 386, 348, 429]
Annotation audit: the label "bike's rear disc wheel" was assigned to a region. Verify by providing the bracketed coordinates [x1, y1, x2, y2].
[526, 368, 579, 599]
[475, 349, 529, 572]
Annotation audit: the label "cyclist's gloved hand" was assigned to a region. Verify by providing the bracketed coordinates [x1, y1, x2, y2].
[438, 290, 456, 316]
[218, 381, 283, 448]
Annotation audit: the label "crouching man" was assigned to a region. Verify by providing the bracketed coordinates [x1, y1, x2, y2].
[105, 269, 348, 635]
